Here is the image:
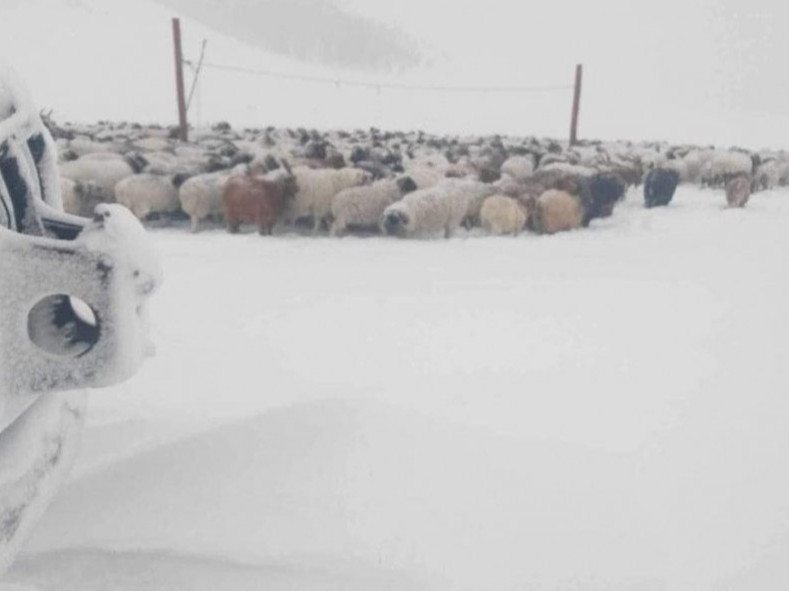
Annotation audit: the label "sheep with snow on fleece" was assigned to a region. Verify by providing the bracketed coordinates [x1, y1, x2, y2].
[500, 155, 535, 181]
[725, 172, 752, 208]
[403, 152, 452, 185]
[630, 146, 664, 171]
[381, 182, 474, 239]
[403, 165, 447, 189]
[480, 195, 529, 236]
[223, 167, 298, 235]
[537, 153, 569, 169]
[115, 173, 181, 220]
[700, 150, 753, 188]
[644, 168, 680, 208]
[538, 162, 596, 178]
[600, 158, 643, 188]
[661, 157, 689, 183]
[569, 144, 610, 168]
[493, 174, 527, 198]
[133, 136, 172, 152]
[449, 178, 497, 226]
[682, 150, 705, 184]
[59, 152, 145, 200]
[530, 189, 585, 235]
[445, 156, 477, 180]
[178, 171, 233, 232]
[139, 151, 176, 172]
[753, 159, 789, 191]
[66, 135, 114, 157]
[60, 177, 108, 217]
[330, 175, 418, 236]
[286, 166, 372, 232]
[515, 168, 592, 214]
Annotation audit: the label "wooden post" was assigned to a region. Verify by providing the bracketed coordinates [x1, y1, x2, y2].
[172, 18, 188, 142]
[569, 64, 583, 146]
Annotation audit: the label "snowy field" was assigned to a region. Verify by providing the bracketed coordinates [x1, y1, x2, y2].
[6, 186, 789, 590]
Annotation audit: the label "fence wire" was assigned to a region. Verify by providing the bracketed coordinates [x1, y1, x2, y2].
[184, 60, 574, 95]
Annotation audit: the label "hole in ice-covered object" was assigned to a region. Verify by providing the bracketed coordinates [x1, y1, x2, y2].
[27, 294, 100, 357]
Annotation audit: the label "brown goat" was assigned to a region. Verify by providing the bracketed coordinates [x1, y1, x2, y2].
[222, 170, 297, 235]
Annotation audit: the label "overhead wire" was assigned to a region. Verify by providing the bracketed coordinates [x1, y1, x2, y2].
[183, 60, 573, 94]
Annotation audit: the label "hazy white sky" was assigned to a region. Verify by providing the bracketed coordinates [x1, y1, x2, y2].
[341, 0, 789, 112]
[2, 0, 788, 148]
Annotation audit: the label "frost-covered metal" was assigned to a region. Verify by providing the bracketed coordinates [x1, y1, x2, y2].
[0, 63, 160, 574]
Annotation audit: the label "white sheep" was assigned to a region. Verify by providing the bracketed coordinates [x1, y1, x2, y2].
[493, 173, 527, 198]
[287, 166, 372, 231]
[445, 157, 477, 179]
[403, 151, 454, 188]
[76, 151, 127, 163]
[406, 151, 450, 170]
[700, 150, 753, 187]
[67, 135, 114, 157]
[569, 145, 610, 168]
[380, 180, 488, 238]
[403, 165, 446, 189]
[449, 178, 497, 224]
[661, 158, 690, 183]
[60, 176, 108, 217]
[115, 174, 180, 220]
[178, 171, 231, 232]
[682, 150, 705, 184]
[140, 151, 180, 175]
[630, 146, 664, 170]
[480, 195, 528, 235]
[754, 159, 789, 191]
[538, 162, 596, 177]
[500, 155, 535, 181]
[532, 189, 585, 235]
[133, 136, 172, 152]
[174, 145, 208, 161]
[59, 154, 140, 200]
[330, 176, 417, 236]
[537, 153, 568, 168]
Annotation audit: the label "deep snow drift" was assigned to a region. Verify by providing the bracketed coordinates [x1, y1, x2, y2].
[4, 185, 789, 590]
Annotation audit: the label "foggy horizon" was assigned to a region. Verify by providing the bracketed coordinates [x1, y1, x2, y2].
[2, 0, 788, 147]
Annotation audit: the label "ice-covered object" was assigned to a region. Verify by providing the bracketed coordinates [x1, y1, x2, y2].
[0, 65, 63, 217]
[0, 206, 160, 404]
[0, 65, 161, 428]
[0, 62, 161, 574]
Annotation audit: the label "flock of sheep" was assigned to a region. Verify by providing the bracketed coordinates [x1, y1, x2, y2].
[48, 118, 785, 239]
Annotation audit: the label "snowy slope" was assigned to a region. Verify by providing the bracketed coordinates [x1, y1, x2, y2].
[15, 400, 660, 590]
[2, 186, 789, 590]
[154, 0, 422, 72]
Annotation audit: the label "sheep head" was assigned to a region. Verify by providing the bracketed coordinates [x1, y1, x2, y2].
[382, 209, 409, 236]
[124, 152, 148, 173]
[396, 175, 417, 195]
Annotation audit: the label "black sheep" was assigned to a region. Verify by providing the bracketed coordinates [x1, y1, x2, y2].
[644, 168, 680, 208]
[585, 172, 626, 223]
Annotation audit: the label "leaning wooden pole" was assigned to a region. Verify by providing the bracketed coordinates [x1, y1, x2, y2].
[569, 64, 583, 146]
[172, 17, 188, 142]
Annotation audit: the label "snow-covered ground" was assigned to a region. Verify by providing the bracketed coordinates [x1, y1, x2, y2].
[4, 185, 789, 590]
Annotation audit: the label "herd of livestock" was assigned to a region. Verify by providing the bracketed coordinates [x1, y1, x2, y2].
[48, 118, 784, 238]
